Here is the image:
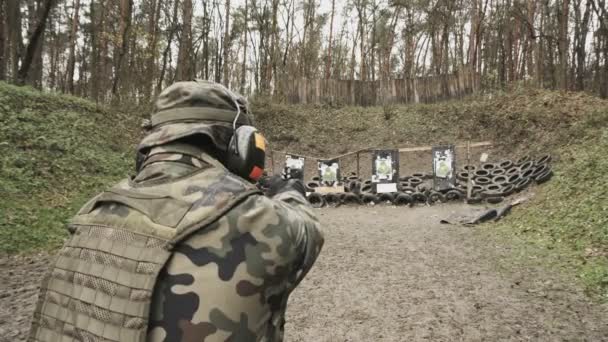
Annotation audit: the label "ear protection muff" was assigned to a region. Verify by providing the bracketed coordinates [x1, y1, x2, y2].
[226, 126, 267, 181]
[199, 82, 266, 182]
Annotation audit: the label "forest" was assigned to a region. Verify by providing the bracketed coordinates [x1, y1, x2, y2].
[1, 0, 608, 105]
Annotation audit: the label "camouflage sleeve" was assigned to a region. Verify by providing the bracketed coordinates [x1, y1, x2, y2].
[147, 192, 323, 342]
[269, 189, 325, 286]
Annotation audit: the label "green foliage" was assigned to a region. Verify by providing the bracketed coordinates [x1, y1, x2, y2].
[0, 82, 140, 254]
[495, 131, 608, 301]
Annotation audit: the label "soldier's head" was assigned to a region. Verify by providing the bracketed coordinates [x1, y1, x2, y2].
[137, 80, 267, 182]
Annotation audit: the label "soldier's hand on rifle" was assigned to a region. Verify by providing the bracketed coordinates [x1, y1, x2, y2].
[265, 175, 306, 197]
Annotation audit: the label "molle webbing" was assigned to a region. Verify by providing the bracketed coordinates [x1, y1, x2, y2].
[29, 225, 169, 342]
[28, 166, 260, 342]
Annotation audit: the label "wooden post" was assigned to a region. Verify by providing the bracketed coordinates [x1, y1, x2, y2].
[270, 151, 275, 175]
[356, 152, 360, 176]
[466, 140, 472, 202]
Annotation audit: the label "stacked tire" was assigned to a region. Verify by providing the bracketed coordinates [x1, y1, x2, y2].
[302, 154, 553, 207]
[456, 154, 553, 204]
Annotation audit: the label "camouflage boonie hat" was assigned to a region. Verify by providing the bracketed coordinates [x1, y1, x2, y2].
[138, 80, 252, 152]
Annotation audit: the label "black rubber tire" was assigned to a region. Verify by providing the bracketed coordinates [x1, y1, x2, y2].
[378, 192, 396, 204]
[306, 181, 320, 189]
[445, 190, 463, 201]
[519, 160, 535, 172]
[412, 192, 427, 204]
[311, 176, 321, 182]
[499, 184, 515, 197]
[521, 168, 535, 179]
[537, 154, 552, 165]
[474, 169, 490, 178]
[485, 184, 502, 192]
[481, 162, 497, 171]
[412, 172, 426, 179]
[475, 176, 491, 185]
[427, 191, 445, 204]
[531, 164, 549, 178]
[472, 185, 485, 194]
[535, 169, 553, 184]
[457, 184, 469, 194]
[491, 168, 506, 176]
[499, 160, 514, 169]
[516, 155, 531, 166]
[361, 193, 379, 205]
[514, 177, 532, 192]
[361, 184, 374, 194]
[505, 167, 520, 176]
[462, 165, 477, 172]
[307, 193, 325, 208]
[492, 175, 509, 185]
[348, 181, 362, 194]
[400, 185, 416, 193]
[399, 176, 411, 182]
[457, 171, 470, 182]
[394, 193, 413, 206]
[325, 193, 342, 207]
[486, 196, 505, 204]
[409, 177, 423, 186]
[363, 179, 373, 186]
[342, 193, 362, 205]
[480, 190, 501, 199]
[467, 196, 483, 204]
[347, 175, 360, 181]
[508, 174, 522, 185]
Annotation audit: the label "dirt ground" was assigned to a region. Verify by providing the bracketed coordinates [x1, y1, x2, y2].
[2, 205, 607, 342]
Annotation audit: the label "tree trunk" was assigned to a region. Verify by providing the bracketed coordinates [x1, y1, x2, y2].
[573, 0, 592, 90]
[558, 0, 570, 90]
[7, 0, 22, 81]
[65, 0, 80, 93]
[240, 0, 248, 93]
[176, 0, 193, 82]
[325, 0, 335, 79]
[240, 0, 249, 94]
[111, 0, 133, 100]
[144, 0, 162, 100]
[0, 0, 6, 80]
[357, 2, 367, 81]
[158, 0, 179, 92]
[222, 0, 231, 86]
[17, 0, 55, 86]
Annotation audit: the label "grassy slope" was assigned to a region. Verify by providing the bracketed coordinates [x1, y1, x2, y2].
[493, 130, 608, 301]
[0, 82, 140, 254]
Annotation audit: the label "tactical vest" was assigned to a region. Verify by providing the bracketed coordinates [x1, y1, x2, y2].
[28, 157, 260, 342]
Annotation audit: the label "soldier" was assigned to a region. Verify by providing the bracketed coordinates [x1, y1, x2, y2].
[28, 81, 324, 342]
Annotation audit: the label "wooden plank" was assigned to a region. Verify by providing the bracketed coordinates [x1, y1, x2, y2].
[315, 186, 346, 194]
[398, 141, 492, 153]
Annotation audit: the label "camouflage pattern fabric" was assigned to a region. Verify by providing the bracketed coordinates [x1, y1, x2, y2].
[140, 147, 324, 341]
[147, 189, 323, 342]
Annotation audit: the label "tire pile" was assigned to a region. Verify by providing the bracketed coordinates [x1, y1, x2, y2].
[305, 154, 553, 208]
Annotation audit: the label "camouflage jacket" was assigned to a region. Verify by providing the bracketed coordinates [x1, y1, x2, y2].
[139, 144, 325, 341]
